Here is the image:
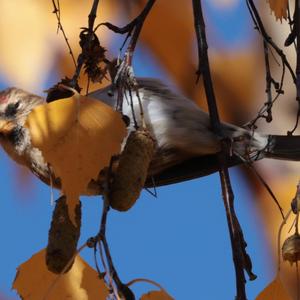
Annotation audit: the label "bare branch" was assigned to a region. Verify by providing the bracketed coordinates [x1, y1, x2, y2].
[192, 1, 255, 299]
[245, 0, 293, 128]
[246, 0, 296, 83]
[86, 159, 135, 300]
[263, 41, 274, 123]
[192, 0, 221, 131]
[100, 0, 156, 59]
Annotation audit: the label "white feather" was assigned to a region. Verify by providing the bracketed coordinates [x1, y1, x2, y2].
[90, 78, 269, 158]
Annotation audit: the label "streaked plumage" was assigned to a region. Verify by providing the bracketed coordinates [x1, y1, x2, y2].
[0, 78, 299, 193]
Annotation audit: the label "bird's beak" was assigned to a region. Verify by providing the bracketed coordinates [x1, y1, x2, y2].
[0, 119, 14, 135]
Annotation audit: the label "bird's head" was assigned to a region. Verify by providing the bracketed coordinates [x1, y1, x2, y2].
[0, 87, 43, 135]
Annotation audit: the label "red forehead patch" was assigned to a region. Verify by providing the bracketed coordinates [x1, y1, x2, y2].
[0, 95, 8, 103]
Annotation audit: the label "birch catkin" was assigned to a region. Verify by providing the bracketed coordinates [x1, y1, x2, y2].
[46, 196, 81, 274]
[109, 129, 156, 211]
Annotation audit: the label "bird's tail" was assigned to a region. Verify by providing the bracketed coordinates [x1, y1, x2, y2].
[263, 135, 300, 161]
[228, 127, 300, 162]
[145, 134, 300, 188]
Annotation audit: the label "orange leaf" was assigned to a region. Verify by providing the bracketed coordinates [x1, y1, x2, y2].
[255, 275, 292, 300]
[267, 0, 288, 21]
[12, 248, 109, 300]
[25, 94, 127, 224]
[135, 0, 194, 90]
[0, 0, 54, 90]
[140, 290, 174, 300]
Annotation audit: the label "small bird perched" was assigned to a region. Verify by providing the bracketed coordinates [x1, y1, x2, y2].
[0, 78, 299, 193]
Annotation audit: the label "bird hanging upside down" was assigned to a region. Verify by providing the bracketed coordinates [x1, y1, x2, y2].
[0, 78, 299, 194]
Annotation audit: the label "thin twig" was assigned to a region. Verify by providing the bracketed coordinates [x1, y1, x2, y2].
[218, 160, 247, 299]
[288, 216, 297, 233]
[287, 1, 297, 51]
[124, 0, 156, 65]
[93, 243, 104, 278]
[295, 0, 300, 100]
[98, 239, 118, 298]
[236, 153, 284, 218]
[248, 164, 283, 217]
[246, 0, 291, 128]
[51, 0, 76, 67]
[126, 278, 165, 290]
[99, 196, 123, 289]
[263, 41, 273, 122]
[86, 158, 135, 299]
[246, 62, 286, 129]
[289, 0, 300, 134]
[192, 1, 248, 299]
[289, 108, 300, 134]
[246, 0, 296, 83]
[100, 0, 156, 59]
[192, 0, 221, 131]
[277, 209, 292, 271]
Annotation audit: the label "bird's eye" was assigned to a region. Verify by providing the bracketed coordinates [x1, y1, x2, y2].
[5, 101, 20, 117]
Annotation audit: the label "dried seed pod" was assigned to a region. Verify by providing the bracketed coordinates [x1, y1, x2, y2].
[109, 129, 156, 211]
[282, 234, 300, 264]
[46, 196, 81, 274]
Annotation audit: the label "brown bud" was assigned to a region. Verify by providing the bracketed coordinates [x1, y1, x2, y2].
[291, 182, 300, 214]
[282, 234, 300, 264]
[46, 196, 81, 274]
[109, 129, 156, 211]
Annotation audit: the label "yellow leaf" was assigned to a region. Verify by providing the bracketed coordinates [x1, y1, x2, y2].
[140, 290, 174, 300]
[256, 275, 292, 300]
[279, 259, 300, 300]
[12, 248, 109, 300]
[256, 175, 300, 300]
[0, 1, 116, 90]
[25, 94, 127, 224]
[267, 0, 288, 21]
[134, 0, 194, 89]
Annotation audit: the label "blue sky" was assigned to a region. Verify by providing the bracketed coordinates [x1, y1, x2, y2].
[0, 2, 276, 299]
[0, 151, 274, 299]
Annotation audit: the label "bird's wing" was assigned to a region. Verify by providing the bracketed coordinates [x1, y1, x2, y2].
[145, 150, 243, 187]
[89, 78, 238, 187]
